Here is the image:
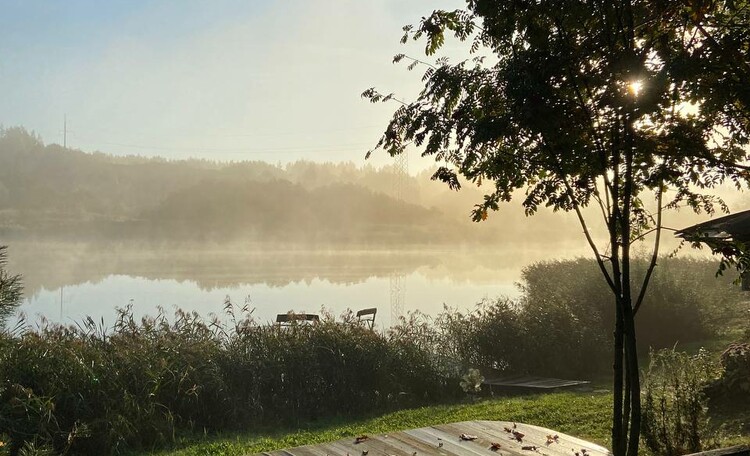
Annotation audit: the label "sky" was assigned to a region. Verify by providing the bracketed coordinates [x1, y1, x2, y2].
[0, 0, 470, 170]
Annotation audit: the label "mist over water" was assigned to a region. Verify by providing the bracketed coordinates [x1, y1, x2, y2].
[10, 240, 590, 329]
[0, 127, 727, 330]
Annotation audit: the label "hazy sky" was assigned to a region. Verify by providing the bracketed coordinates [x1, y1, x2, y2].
[1, 0, 465, 169]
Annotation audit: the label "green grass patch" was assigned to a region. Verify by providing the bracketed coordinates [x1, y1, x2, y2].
[143, 389, 750, 456]
[143, 391, 614, 456]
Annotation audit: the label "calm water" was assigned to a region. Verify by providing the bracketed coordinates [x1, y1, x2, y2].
[22, 274, 519, 330]
[9, 241, 590, 330]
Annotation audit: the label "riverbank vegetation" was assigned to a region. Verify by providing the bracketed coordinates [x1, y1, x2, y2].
[0, 257, 748, 455]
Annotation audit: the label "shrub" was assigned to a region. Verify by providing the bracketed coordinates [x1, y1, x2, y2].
[437, 296, 609, 378]
[707, 342, 750, 406]
[520, 257, 740, 353]
[641, 348, 717, 456]
[434, 256, 736, 380]
[459, 368, 484, 394]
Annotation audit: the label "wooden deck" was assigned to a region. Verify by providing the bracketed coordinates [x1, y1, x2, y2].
[483, 375, 591, 392]
[256, 420, 611, 456]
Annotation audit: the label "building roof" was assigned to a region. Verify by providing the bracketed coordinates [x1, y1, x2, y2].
[676, 209, 750, 242]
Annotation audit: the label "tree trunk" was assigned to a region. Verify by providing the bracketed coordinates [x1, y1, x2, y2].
[613, 298, 625, 456]
[623, 302, 641, 456]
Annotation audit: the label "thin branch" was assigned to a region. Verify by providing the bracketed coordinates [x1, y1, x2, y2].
[630, 226, 678, 243]
[593, 183, 611, 229]
[401, 54, 437, 70]
[634, 185, 664, 316]
[561, 177, 617, 291]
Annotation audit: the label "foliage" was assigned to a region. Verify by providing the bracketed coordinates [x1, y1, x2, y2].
[438, 295, 609, 378]
[459, 368, 484, 394]
[0, 434, 9, 456]
[0, 304, 457, 455]
[435, 256, 737, 379]
[0, 246, 23, 327]
[365, 2, 750, 455]
[641, 348, 717, 456]
[16, 441, 53, 456]
[707, 342, 750, 405]
[520, 257, 742, 350]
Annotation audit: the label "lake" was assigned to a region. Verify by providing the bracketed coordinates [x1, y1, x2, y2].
[8, 240, 591, 330]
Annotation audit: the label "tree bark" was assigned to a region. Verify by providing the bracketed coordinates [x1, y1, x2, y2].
[623, 302, 641, 456]
[613, 303, 626, 456]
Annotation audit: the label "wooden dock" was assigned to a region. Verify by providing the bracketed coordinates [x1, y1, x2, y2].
[482, 375, 591, 392]
[256, 420, 611, 456]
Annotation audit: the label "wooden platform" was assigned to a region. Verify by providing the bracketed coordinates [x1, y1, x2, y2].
[256, 420, 611, 456]
[684, 446, 750, 456]
[483, 375, 591, 391]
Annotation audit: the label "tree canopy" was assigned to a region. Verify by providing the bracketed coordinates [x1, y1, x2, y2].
[365, 2, 750, 456]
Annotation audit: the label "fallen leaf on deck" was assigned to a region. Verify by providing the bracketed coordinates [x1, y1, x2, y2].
[460, 433, 478, 441]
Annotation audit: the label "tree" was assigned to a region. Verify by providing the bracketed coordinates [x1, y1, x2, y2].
[0, 245, 23, 326]
[364, 2, 750, 456]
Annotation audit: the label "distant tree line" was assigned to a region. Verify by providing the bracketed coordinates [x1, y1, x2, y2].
[0, 126, 588, 246]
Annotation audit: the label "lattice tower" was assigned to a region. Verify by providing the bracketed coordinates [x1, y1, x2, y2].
[390, 151, 408, 325]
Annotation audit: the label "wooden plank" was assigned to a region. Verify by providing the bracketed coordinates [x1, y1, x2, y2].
[483, 376, 590, 390]
[405, 426, 488, 456]
[256, 421, 611, 456]
[388, 430, 452, 456]
[683, 446, 750, 456]
[437, 421, 525, 456]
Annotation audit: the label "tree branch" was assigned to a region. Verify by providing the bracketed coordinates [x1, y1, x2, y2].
[561, 176, 617, 292]
[634, 184, 663, 316]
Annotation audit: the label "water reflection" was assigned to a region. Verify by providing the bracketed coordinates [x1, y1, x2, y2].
[9, 240, 591, 328]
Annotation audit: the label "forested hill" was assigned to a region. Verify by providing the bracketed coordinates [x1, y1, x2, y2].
[0, 126, 585, 246]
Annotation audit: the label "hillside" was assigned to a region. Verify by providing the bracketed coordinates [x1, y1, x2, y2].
[2, 126, 733, 249]
[0, 127, 486, 245]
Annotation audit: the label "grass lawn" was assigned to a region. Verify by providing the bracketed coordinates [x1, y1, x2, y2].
[142, 388, 750, 456]
[144, 391, 614, 456]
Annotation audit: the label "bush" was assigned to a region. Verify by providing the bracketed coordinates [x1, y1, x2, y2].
[707, 342, 750, 406]
[520, 257, 737, 353]
[437, 297, 608, 378]
[430, 256, 738, 380]
[641, 348, 717, 456]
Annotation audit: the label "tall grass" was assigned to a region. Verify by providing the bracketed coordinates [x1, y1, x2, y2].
[0, 303, 459, 455]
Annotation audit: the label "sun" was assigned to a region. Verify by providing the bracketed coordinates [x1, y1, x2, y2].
[628, 80, 643, 96]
